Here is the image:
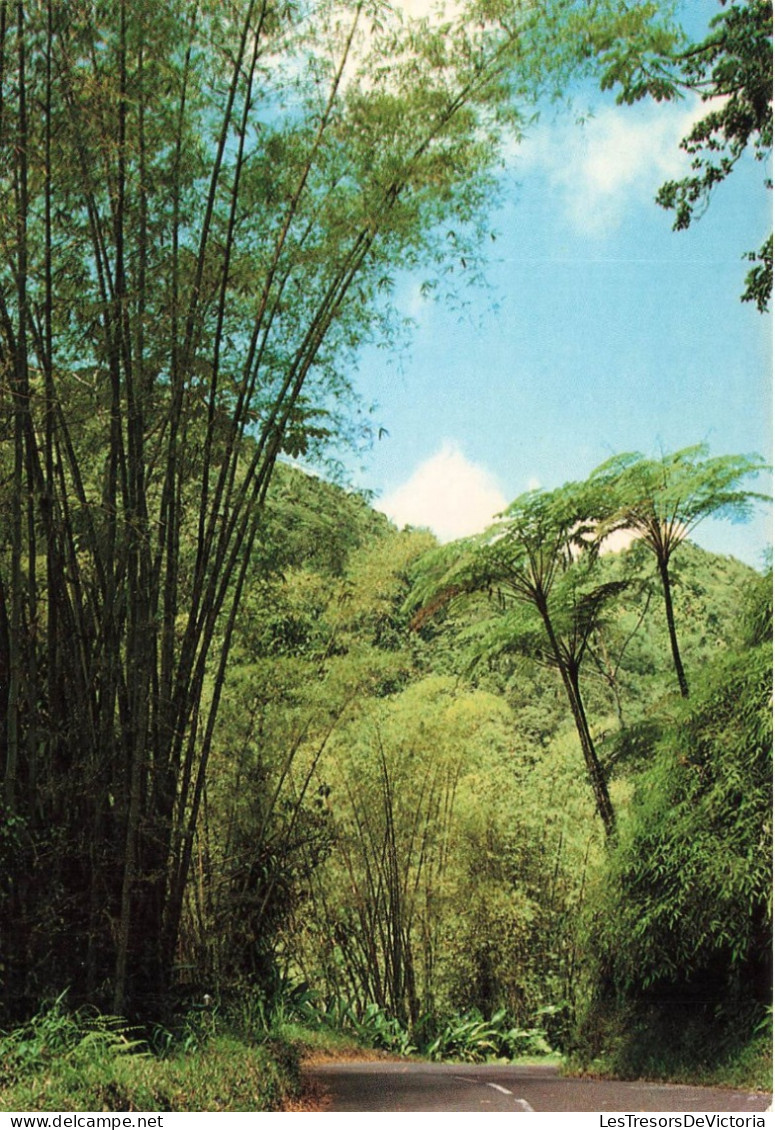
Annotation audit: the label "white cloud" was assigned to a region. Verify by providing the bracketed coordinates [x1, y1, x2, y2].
[394, 0, 460, 19]
[515, 98, 707, 235]
[378, 442, 508, 542]
[599, 527, 637, 555]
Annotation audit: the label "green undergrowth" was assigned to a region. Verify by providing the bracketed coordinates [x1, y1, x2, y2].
[0, 999, 301, 1112]
[566, 1038, 771, 1093]
[218, 979, 560, 1063]
[566, 1006, 772, 1092]
[279, 1016, 561, 1066]
[6, 992, 764, 1112]
[279, 988, 558, 1062]
[0, 992, 559, 1112]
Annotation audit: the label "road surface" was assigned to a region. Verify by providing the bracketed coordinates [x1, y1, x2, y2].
[305, 1061, 772, 1112]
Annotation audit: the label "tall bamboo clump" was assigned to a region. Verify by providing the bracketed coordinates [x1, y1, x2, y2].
[0, 0, 579, 1017]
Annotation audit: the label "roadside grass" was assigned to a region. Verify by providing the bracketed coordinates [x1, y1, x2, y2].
[0, 1036, 301, 1112]
[275, 1021, 400, 1062]
[565, 1038, 771, 1093]
[565, 1006, 772, 1093]
[704, 1034, 772, 1092]
[0, 1000, 301, 1112]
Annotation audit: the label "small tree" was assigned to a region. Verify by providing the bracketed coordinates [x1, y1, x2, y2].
[590, 445, 770, 698]
[410, 484, 627, 838]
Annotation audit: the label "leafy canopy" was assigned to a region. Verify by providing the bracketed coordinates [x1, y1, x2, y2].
[590, 444, 770, 565]
[409, 481, 627, 836]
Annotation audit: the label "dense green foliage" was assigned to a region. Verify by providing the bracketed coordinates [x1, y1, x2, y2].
[573, 568, 772, 1079]
[408, 483, 631, 836]
[176, 454, 769, 1082]
[0, 0, 768, 1107]
[0, 453, 770, 1104]
[0, 996, 301, 1112]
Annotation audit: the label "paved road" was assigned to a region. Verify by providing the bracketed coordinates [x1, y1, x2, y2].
[306, 1061, 772, 1113]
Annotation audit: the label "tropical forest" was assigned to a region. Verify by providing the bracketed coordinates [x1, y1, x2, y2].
[0, 0, 771, 1113]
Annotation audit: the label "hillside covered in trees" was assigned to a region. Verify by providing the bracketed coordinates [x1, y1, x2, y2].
[180, 457, 772, 1077]
[7, 451, 770, 1091]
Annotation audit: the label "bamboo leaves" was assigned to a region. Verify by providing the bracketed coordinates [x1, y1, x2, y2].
[0, 0, 538, 1013]
[0, 0, 690, 1018]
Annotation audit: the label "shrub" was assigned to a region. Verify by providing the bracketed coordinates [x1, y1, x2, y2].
[423, 1008, 551, 1062]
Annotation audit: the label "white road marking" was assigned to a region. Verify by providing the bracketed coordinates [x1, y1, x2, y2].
[487, 1083, 512, 1096]
[451, 1074, 535, 1110]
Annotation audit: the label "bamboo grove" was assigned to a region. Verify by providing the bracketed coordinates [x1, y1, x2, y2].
[1, 0, 768, 1039]
[0, 0, 678, 1020]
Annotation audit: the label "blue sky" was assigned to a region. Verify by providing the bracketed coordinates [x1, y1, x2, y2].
[346, 0, 772, 567]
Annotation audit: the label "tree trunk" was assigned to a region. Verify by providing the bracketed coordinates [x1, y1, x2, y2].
[658, 554, 690, 698]
[565, 662, 616, 838]
[539, 602, 616, 838]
